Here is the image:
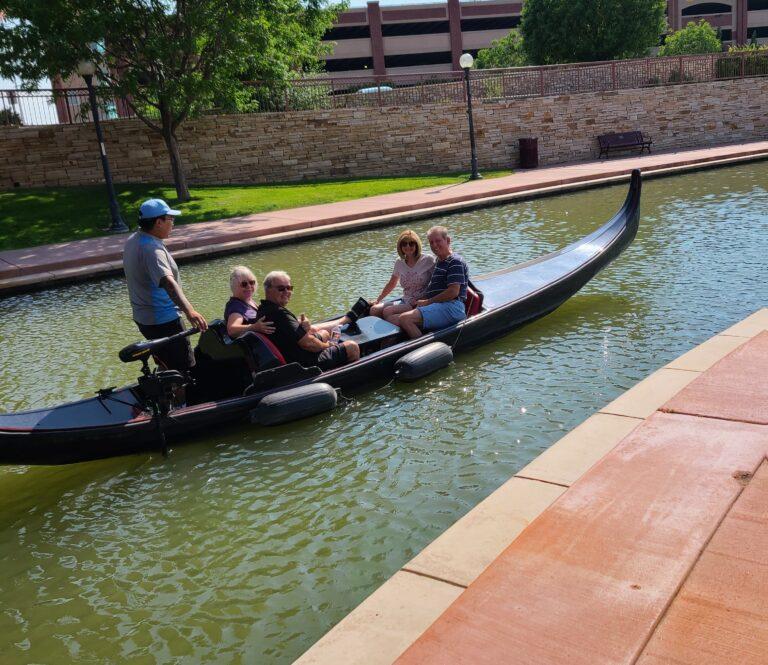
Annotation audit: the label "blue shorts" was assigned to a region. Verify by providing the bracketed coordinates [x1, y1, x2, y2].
[418, 299, 466, 331]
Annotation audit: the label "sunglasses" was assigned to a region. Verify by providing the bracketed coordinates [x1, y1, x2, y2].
[273, 285, 293, 292]
[239, 280, 256, 288]
[400, 241, 417, 248]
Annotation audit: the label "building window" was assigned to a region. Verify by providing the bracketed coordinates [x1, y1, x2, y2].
[460, 16, 521, 32]
[720, 28, 733, 40]
[747, 25, 768, 37]
[748, 0, 768, 10]
[381, 21, 450, 37]
[324, 25, 371, 40]
[384, 51, 453, 68]
[324, 56, 375, 72]
[681, 3, 732, 16]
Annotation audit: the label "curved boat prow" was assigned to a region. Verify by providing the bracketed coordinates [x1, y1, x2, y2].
[621, 168, 642, 240]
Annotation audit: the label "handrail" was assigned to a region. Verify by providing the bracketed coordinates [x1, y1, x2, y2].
[2, 52, 766, 127]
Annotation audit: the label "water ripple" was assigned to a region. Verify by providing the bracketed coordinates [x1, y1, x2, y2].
[0, 163, 767, 662]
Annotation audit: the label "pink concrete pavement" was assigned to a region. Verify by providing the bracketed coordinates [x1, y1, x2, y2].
[396, 332, 768, 665]
[2, 140, 768, 295]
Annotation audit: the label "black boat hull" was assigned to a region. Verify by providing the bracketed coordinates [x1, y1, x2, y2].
[0, 171, 641, 464]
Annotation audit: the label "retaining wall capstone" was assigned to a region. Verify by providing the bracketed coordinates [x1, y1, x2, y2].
[2, 78, 767, 190]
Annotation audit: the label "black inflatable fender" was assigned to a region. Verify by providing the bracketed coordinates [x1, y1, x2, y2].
[251, 383, 338, 426]
[394, 342, 454, 382]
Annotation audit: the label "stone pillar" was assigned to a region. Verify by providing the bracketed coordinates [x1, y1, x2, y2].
[667, 0, 680, 31]
[448, 0, 463, 71]
[51, 75, 72, 124]
[367, 1, 386, 76]
[736, 0, 749, 44]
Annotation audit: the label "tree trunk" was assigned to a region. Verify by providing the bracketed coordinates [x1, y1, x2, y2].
[161, 126, 191, 202]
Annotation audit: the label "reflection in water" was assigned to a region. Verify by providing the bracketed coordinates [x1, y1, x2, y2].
[0, 163, 767, 663]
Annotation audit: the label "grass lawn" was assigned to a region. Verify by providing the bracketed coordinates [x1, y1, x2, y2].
[0, 171, 512, 251]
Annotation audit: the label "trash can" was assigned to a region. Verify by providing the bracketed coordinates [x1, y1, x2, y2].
[518, 137, 539, 169]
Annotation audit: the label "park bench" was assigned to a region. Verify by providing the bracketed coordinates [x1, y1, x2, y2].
[597, 131, 653, 158]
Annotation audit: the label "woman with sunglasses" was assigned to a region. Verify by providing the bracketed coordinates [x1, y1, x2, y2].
[370, 230, 435, 322]
[224, 266, 276, 338]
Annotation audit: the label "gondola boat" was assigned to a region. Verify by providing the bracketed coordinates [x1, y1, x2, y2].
[0, 170, 642, 465]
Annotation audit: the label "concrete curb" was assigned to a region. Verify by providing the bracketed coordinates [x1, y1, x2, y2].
[294, 308, 768, 664]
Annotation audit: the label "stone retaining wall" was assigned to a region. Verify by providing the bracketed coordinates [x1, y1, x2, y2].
[2, 78, 767, 190]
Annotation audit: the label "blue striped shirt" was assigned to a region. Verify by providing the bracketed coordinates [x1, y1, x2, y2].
[425, 253, 469, 301]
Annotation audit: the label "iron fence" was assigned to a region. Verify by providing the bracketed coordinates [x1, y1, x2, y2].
[2, 52, 767, 127]
[0, 87, 136, 126]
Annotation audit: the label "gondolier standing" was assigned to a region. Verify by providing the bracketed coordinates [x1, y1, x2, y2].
[123, 199, 207, 373]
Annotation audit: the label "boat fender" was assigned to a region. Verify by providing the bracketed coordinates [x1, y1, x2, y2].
[394, 342, 453, 382]
[251, 383, 338, 426]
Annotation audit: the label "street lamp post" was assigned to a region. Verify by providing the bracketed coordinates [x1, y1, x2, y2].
[76, 60, 128, 233]
[459, 52, 481, 181]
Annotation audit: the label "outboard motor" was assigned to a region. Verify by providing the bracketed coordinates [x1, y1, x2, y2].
[117, 328, 200, 454]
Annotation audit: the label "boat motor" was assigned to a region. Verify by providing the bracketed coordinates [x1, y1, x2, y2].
[118, 328, 200, 454]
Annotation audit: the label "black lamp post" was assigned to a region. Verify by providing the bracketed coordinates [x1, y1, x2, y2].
[459, 52, 481, 181]
[77, 60, 128, 233]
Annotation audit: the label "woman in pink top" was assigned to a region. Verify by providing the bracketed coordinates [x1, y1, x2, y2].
[370, 230, 435, 324]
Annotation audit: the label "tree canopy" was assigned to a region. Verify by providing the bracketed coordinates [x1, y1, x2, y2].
[475, 29, 527, 69]
[520, 0, 667, 65]
[0, 0, 343, 200]
[658, 19, 722, 56]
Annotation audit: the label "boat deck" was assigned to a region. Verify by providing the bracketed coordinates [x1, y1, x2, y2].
[297, 308, 768, 664]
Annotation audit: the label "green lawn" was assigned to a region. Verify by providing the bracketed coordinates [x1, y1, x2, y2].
[0, 171, 512, 251]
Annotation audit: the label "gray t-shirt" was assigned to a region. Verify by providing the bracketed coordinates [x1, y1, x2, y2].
[123, 231, 181, 325]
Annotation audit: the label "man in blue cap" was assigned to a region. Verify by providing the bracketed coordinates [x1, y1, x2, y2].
[123, 199, 207, 373]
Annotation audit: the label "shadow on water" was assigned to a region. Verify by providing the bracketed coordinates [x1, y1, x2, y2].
[0, 455, 157, 531]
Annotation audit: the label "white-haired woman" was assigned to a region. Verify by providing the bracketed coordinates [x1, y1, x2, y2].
[224, 266, 275, 338]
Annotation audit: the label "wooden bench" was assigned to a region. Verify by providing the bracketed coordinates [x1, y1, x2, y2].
[598, 131, 652, 158]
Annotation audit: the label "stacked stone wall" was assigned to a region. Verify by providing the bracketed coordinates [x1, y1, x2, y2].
[1, 78, 767, 190]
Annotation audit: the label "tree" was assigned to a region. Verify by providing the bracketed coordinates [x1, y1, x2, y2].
[658, 19, 721, 56]
[0, 1, 342, 201]
[476, 29, 527, 69]
[520, 0, 667, 65]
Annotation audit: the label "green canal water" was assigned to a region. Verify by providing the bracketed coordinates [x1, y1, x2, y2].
[0, 163, 766, 663]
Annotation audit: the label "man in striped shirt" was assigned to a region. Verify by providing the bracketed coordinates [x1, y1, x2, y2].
[398, 225, 468, 338]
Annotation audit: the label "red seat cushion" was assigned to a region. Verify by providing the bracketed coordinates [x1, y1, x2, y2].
[465, 286, 483, 317]
[252, 332, 286, 366]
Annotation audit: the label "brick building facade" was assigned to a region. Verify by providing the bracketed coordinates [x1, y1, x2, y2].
[322, 0, 768, 77]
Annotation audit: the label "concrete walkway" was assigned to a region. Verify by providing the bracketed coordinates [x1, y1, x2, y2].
[2, 140, 768, 297]
[297, 309, 768, 664]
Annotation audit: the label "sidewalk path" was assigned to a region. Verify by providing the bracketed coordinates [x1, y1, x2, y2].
[2, 140, 768, 296]
[397, 331, 768, 665]
[297, 309, 768, 664]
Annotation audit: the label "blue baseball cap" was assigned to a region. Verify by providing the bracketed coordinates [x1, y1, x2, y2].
[139, 198, 181, 220]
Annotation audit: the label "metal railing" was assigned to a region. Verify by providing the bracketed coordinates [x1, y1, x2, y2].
[2, 51, 767, 127]
[0, 87, 133, 126]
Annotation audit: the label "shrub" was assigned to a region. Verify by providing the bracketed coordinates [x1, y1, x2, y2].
[0, 108, 22, 126]
[476, 30, 527, 69]
[716, 44, 768, 78]
[659, 20, 721, 57]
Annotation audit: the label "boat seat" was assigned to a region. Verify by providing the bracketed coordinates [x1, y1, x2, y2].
[465, 284, 483, 317]
[196, 320, 285, 372]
